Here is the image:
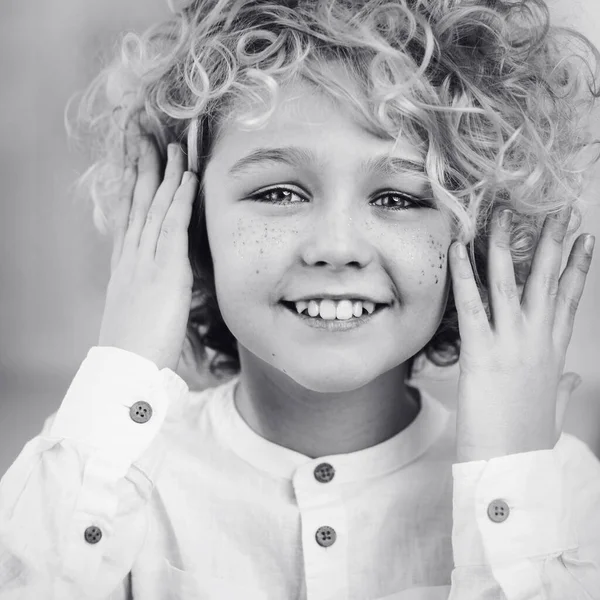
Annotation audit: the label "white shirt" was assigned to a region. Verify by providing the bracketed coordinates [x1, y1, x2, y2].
[1, 346, 599, 600]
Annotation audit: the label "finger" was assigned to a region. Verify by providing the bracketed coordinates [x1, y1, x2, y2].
[449, 242, 491, 344]
[553, 233, 595, 350]
[487, 208, 520, 329]
[155, 171, 198, 265]
[521, 205, 572, 324]
[110, 164, 137, 274]
[122, 136, 162, 256]
[555, 372, 581, 442]
[139, 143, 186, 257]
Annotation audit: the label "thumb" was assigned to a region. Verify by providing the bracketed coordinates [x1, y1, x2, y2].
[555, 372, 582, 441]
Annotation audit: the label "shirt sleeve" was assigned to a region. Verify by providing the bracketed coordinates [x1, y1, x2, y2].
[448, 434, 600, 600]
[0, 346, 188, 599]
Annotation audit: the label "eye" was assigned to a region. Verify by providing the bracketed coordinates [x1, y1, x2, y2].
[370, 192, 423, 211]
[248, 187, 306, 205]
[247, 187, 428, 210]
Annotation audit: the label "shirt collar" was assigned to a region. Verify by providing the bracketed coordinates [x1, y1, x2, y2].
[209, 375, 450, 482]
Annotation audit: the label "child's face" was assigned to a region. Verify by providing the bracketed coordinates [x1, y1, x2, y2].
[203, 73, 453, 392]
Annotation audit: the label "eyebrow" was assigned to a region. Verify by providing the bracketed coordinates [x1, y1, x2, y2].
[227, 145, 426, 179]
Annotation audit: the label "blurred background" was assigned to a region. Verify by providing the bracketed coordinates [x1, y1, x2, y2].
[0, 0, 599, 476]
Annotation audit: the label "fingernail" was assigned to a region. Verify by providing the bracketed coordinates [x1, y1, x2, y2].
[182, 171, 195, 184]
[584, 234, 595, 254]
[573, 375, 583, 390]
[456, 242, 466, 259]
[498, 209, 513, 230]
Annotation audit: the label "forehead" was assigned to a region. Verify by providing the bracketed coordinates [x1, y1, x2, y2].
[212, 72, 424, 165]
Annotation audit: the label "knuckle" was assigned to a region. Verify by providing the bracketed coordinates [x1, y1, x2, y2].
[159, 226, 173, 241]
[144, 210, 157, 225]
[494, 279, 519, 299]
[541, 311, 554, 326]
[160, 219, 179, 239]
[560, 293, 580, 317]
[494, 237, 511, 251]
[463, 298, 484, 317]
[458, 266, 473, 280]
[541, 274, 559, 296]
[575, 257, 591, 275]
[548, 230, 565, 246]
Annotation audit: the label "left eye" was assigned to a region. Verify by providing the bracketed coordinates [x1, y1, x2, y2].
[371, 192, 420, 210]
[248, 187, 421, 210]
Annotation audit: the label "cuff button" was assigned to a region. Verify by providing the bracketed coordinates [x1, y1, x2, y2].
[487, 499, 510, 523]
[84, 525, 103, 544]
[130, 401, 153, 423]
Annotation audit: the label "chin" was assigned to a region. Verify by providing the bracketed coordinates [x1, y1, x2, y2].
[281, 360, 388, 394]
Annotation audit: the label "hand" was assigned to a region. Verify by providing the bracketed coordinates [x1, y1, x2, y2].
[98, 140, 198, 372]
[449, 205, 595, 462]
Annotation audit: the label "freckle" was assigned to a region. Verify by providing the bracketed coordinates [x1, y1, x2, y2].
[418, 280, 422, 285]
[256, 269, 260, 274]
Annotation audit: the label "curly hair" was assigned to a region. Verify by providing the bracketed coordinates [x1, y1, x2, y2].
[69, 0, 600, 383]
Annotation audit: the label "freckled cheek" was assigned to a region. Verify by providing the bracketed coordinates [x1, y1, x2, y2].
[388, 234, 450, 293]
[210, 217, 294, 306]
[230, 224, 291, 266]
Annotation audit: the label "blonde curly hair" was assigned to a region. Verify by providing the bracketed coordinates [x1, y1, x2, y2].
[69, 0, 600, 380]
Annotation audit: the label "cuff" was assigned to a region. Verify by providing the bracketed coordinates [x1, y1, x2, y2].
[48, 346, 189, 474]
[452, 448, 574, 567]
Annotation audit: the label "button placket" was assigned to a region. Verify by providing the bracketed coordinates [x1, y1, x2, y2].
[293, 462, 348, 599]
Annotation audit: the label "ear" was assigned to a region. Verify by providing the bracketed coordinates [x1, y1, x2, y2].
[555, 372, 582, 442]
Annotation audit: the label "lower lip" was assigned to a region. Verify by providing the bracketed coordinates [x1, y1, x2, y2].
[280, 303, 387, 331]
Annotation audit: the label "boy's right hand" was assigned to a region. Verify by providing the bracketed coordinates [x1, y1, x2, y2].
[98, 140, 198, 372]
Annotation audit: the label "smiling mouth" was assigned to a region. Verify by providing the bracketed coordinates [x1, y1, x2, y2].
[280, 301, 388, 320]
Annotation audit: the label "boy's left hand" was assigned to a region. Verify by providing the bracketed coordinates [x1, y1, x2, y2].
[449, 205, 595, 463]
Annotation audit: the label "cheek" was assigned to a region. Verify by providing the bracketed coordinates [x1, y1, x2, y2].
[229, 218, 290, 274]
[383, 225, 451, 292]
[208, 214, 290, 300]
[416, 233, 450, 288]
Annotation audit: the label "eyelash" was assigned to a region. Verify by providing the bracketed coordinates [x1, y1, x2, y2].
[248, 187, 425, 211]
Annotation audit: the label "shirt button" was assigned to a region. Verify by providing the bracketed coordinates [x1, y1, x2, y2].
[487, 499, 510, 523]
[129, 401, 153, 423]
[84, 525, 102, 544]
[314, 462, 335, 483]
[315, 526, 336, 547]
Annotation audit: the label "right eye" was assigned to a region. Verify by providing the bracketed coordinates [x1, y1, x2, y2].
[248, 187, 307, 205]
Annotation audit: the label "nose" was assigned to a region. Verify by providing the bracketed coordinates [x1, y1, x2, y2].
[301, 203, 374, 270]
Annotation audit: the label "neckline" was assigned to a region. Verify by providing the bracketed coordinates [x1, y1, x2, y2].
[209, 376, 450, 482]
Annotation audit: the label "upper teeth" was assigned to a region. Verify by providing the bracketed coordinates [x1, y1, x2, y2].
[294, 299, 377, 320]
